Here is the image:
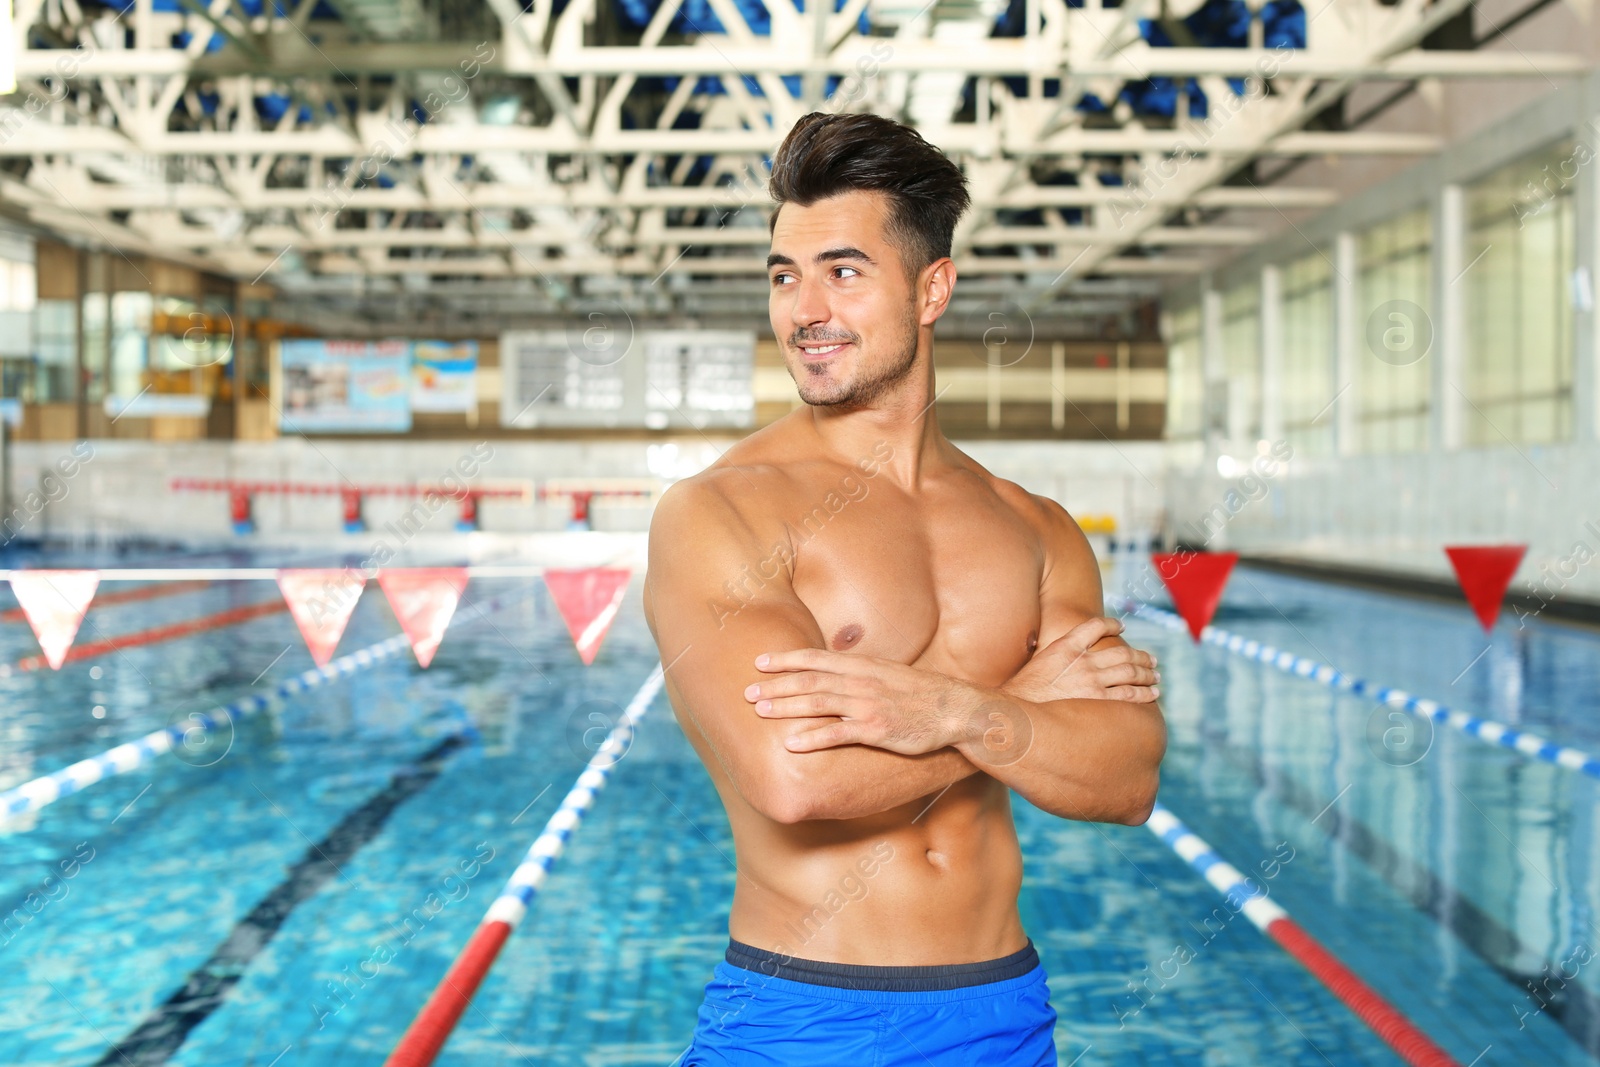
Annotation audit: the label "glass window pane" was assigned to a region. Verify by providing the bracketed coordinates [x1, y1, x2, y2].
[1356, 207, 1432, 453]
[1281, 250, 1334, 456]
[1164, 302, 1203, 439]
[1464, 139, 1576, 446]
[1222, 281, 1261, 442]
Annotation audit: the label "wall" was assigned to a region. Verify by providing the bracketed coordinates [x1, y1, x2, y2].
[1161, 50, 1600, 611]
[0, 438, 1168, 549]
[1167, 441, 1600, 603]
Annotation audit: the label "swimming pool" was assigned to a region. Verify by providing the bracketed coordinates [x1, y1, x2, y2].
[2, 547, 1597, 1065]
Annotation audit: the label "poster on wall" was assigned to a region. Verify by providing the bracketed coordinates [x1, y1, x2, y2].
[279, 340, 412, 433]
[411, 341, 478, 413]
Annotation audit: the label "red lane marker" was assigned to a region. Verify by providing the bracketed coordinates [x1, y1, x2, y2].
[1, 580, 210, 623]
[278, 570, 365, 667]
[1444, 544, 1527, 632]
[1267, 918, 1461, 1067]
[378, 568, 469, 668]
[384, 920, 513, 1067]
[10, 598, 289, 673]
[1151, 551, 1239, 641]
[545, 567, 631, 665]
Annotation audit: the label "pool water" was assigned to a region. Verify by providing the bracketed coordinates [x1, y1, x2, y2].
[1, 549, 1597, 1066]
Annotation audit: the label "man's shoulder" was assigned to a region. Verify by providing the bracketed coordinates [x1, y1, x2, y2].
[943, 445, 1075, 534]
[656, 418, 849, 526]
[651, 449, 801, 545]
[652, 466, 765, 535]
[941, 450, 1094, 589]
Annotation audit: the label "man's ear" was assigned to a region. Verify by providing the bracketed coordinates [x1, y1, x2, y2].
[918, 258, 957, 326]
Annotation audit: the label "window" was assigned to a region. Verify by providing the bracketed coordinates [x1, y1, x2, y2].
[1163, 301, 1202, 440]
[0, 258, 36, 312]
[1356, 208, 1431, 453]
[82, 293, 108, 404]
[151, 296, 233, 372]
[0, 257, 38, 382]
[109, 291, 152, 400]
[32, 299, 76, 403]
[1221, 280, 1261, 443]
[1281, 250, 1334, 456]
[1463, 139, 1577, 445]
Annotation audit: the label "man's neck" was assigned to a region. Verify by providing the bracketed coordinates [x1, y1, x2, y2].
[804, 343, 946, 489]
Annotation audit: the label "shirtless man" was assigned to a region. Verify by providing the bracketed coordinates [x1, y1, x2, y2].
[642, 112, 1166, 1066]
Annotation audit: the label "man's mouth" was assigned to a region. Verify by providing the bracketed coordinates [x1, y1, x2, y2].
[796, 341, 851, 360]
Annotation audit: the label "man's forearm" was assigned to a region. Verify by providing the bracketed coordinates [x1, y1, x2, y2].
[779, 744, 981, 822]
[953, 692, 1164, 825]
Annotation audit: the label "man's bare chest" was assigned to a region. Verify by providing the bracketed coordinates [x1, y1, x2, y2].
[784, 480, 1042, 687]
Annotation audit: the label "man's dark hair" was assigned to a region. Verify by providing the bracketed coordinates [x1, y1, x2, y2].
[768, 112, 971, 273]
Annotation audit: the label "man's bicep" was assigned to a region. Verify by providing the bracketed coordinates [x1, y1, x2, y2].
[1035, 497, 1113, 646]
[645, 500, 828, 815]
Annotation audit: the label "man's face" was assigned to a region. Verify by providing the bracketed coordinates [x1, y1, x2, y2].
[767, 191, 921, 407]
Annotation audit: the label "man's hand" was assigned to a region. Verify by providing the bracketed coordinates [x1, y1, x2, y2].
[745, 616, 1158, 757]
[1004, 617, 1159, 705]
[745, 649, 985, 755]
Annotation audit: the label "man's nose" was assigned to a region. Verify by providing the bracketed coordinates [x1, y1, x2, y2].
[789, 275, 830, 327]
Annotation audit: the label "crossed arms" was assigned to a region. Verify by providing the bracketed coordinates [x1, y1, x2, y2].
[642, 476, 1166, 827]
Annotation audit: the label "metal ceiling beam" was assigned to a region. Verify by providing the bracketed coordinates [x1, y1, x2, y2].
[0, 122, 1444, 157]
[6, 178, 1342, 211]
[13, 40, 1589, 79]
[1, 0, 1559, 327]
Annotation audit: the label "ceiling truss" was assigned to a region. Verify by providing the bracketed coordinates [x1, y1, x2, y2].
[0, 0, 1584, 328]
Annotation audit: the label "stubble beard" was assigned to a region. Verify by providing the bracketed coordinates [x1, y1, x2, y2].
[792, 310, 920, 409]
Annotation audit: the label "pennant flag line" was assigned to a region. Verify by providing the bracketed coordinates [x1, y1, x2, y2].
[379, 568, 469, 668]
[1150, 552, 1238, 642]
[545, 568, 631, 665]
[9, 570, 100, 670]
[1444, 545, 1528, 632]
[277, 569, 365, 667]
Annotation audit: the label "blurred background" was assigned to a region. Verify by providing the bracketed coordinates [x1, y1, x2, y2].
[0, 0, 1598, 1065]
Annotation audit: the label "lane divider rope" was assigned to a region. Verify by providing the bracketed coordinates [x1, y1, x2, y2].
[0, 598, 289, 678]
[1145, 803, 1461, 1067]
[0, 579, 210, 622]
[1117, 598, 1600, 781]
[384, 663, 666, 1067]
[0, 589, 533, 828]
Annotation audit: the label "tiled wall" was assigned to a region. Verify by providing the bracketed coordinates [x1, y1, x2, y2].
[1, 438, 1169, 547]
[1166, 442, 1600, 603]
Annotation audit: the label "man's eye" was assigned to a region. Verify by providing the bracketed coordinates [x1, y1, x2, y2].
[834, 266, 860, 279]
[771, 272, 795, 286]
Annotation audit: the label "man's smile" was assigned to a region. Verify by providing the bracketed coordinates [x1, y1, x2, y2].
[796, 341, 853, 360]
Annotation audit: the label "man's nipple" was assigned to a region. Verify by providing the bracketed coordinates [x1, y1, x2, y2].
[831, 623, 865, 650]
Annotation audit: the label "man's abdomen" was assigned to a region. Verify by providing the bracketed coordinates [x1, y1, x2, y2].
[727, 781, 1027, 966]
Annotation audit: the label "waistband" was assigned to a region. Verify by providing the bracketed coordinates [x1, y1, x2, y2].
[724, 938, 1040, 992]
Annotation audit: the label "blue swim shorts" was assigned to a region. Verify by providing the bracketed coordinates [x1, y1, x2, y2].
[682, 938, 1058, 1066]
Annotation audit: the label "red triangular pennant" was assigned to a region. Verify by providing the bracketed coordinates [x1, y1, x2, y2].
[277, 569, 365, 667]
[10, 570, 100, 669]
[1151, 552, 1238, 642]
[1444, 545, 1527, 632]
[378, 568, 469, 668]
[545, 567, 631, 665]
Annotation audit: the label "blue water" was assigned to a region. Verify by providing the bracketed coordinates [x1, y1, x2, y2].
[1, 553, 1597, 1065]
